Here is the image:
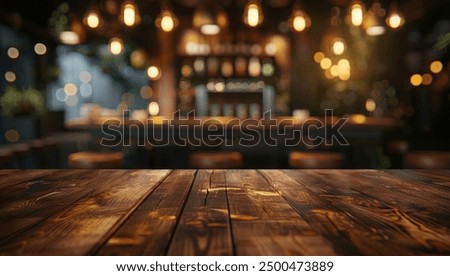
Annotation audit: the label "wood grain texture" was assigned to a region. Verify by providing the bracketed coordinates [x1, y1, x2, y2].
[98, 170, 195, 255]
[0, 169, 448, 256]
[168, 170, 233, 256]
[0, 170, 128, 241]
[225, 170, 335, 255]
[282, 170, 450, 255]
[0, 170, 170, 255]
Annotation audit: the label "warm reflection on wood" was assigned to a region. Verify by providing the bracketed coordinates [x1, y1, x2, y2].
[0, 169, 449, 255]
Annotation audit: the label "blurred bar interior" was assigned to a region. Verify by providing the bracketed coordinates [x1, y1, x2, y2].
[0, 0, 449, 169]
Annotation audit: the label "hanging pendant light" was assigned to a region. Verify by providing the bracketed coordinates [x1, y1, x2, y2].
[60, 15, 85, 45]
[83, 1, 103, 29]
[322, 8, 346, 57]
[288, 3, 311, 32]
[156, 10, 178, 32]
[193, 0, 228, 35]
[109, 37, 124, 55]
[119, 0, 141, 27]
[363, 1, 386, 36]
[156, 9, 179, 32]
[386, 2, 405, 29]
[243, 0, 264, 27]
[346, 0, 365, 27]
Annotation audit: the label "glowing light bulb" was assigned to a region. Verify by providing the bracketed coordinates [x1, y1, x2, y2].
[156, 10, 178, 32]
[86, 12, 100, 28]
[332, 39, 345, 55]
[244, 1, 263, 27]
[161, 15, 174, 32]
[430, 61, 443, 74]
[351, 4, 364, 26]
[387, 12, 405, 29]
[121, 1, 140, 27]
[248, 5, 259, 27]
[146, 66, 161, 80]
[293, 15, 306, 32]
[109, 38, 124, 55]
[410, 74, 422, 87]
[148, 102, 160, 116]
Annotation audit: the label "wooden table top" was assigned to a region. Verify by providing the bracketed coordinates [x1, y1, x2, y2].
[0, 169, 449, 256]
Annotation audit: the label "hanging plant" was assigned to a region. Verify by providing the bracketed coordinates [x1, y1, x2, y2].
[0, 86, 45, 117]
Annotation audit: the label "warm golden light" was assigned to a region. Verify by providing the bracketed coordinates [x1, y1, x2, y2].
[338, 59, 350, 69]
[410, 74, 422, 87]
[156, 10, 178, 32]
[34, 43, 47, 55]
[64, 83, 78, 96]
[320, 58, 332, 70]
[109, 37, 124, 55]
[330, 65, 339, 77]
[192, 1, 228, 35]
[244, 1, 263, 27]
[338, 71, 351, 81]
[248, 57, 261, 77]
[161, 15, 174, 31]
[386, 12, 405, 29]
[7, 47, 19, 59]
[350, 3, 364, 26]
[129, 49, 148, 69]
[365, 99, 376, 112]
[422, 73, 433, 86]
[430, 61, 443, 74]
[332, 39, 345, 55]
[247, 5, 259, 27]
[337, 59, 351, 81]
[146, 66, 161, 80]
[289, 7, 311, 32]
[364, 2, 386, 36]
[293, 16, 306, 32]
[352, 114, 367, 124]
[148, 101, 160, 116]
[59, 31, 80, 45]
[313, 52, 325, 63]
[121, 1, 140, 27]
[86, 12, 100, 28]
[5, 71, 16, 82]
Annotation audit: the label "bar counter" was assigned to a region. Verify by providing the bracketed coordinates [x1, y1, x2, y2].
[0, 169, 449, 255]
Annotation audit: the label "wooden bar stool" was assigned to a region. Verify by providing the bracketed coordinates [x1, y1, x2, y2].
[0, 149, 14, 169]
[189, 151, 243, 169]
[404, 151, 450, 169]
[289, 151, 345, 169]
[386, 140, 409, 168]
[68, 151, 124, 169]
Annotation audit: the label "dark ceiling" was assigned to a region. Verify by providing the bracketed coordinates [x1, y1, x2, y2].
[0, 0, 448, 28]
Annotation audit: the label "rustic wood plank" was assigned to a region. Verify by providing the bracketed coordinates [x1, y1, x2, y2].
[260, 170, 389, 255]
[0, 170, 84, 205]
[387, 170, 450, 189]
[0, 170, 59, 189]
[167, 170, 233, 255]
[97, 170, 195, 256]
[338, 170, 450, 228]
[0, 170, 17, 177]
[0, 170, 171, 255]
[0, 170, 129, 241]
[282, 170, 450, 255]
[225, 169, 335, 255]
